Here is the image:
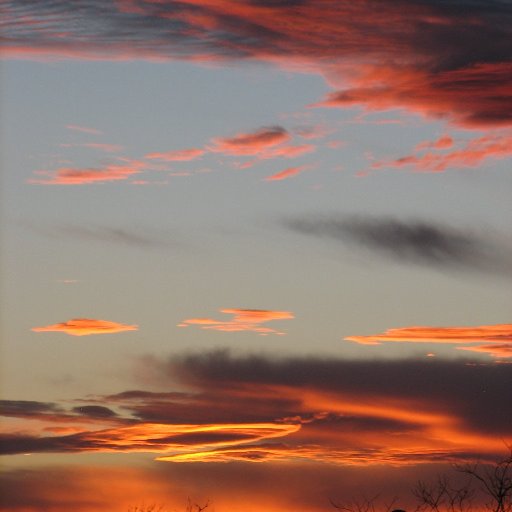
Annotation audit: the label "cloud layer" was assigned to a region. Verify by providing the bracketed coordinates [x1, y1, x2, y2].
[3, 1, 511, 127]
[1, 352, 510, 464]
[31, 318, 139, 336]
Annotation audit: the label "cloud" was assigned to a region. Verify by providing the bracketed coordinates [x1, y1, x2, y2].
[209, 126, 290, 156]
[371, 132, 512, 172]
[31, 318, 139, 336]
[415, 135, 454, 151]
[0, 422, 298, 456]
[179, 308, 294, 335]
[345, 323, 512, 359]
[55, 224, 172, 249]
[4, 1, 511, 127]
[316, 63, 512, 128]
[71, 405, 118, 418]
[284, 215, 511, 273]
[457, 344, 512, 358]
[65, 124, 102, 135]
[1, 352, 510, 465]
[27, 161, 144, 185]
[0, 400, 64, 419]
[145, 148, 205, 161]
[264, 165, 309, 182]
[60, 142, 124, 153]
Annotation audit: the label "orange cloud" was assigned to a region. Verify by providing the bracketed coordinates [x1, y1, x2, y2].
[145, 148, 205, 161]
[264, 165, 309, 182]
[179, 308, 294, 335]
[457, 344, 512, 358]
[209, 126, 290, 156]
[370, 132, 512, 173]
[31, 318, 139, 336]
[27, 161, 145, 185]
[345, 323, 512, 358]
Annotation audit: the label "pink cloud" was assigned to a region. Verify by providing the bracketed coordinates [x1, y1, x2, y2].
[264, 165, 309, 182]
[4, 2, 511, 127]
[209, 127, 290, 156]
[27, 161, 145, 185]
[179, 308, 294, 336]
[415, 135, 454, 151]
[145, 148, 205, 161]
[370, 132, 512, 173]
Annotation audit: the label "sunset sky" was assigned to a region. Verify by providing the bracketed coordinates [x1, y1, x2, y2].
[1, 1, 511, 511]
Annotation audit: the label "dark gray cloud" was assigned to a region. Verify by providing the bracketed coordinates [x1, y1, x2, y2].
[71, 405, 118, 418]
[20, 220, 182, 250]
[1, 352, 509, 460]
[166, 350, 512, 436]
[3, 0, 511, 126]
[285, 215, 511, 273]
[0, 400, 64, 418]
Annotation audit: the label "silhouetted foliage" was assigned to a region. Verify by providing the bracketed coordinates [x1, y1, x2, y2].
[331, 448, 512, 512]
[128, 498, 210, 512]
[455, 448, 512, 512]
[413, 474, 475, 512]
[330, 493, 400, 512]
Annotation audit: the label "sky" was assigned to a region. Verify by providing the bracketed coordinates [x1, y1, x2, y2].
[0, 1, 511, 511]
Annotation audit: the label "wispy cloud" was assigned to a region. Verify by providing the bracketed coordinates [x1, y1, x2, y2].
[414, 135, 454, 152]
[178, 308, 294, 335]
[145, 148, 205, 161]
[345, 324, 512, 359]
[5, 2, 510, 127]
[31, 318, 138, 336]
[65, 124, 102, 135]
[60, 142, 124, 153]
[27, 161, 145, 185]
[54, 225, 172, 249]
[371, 132, 512, 173]
[285, 215, 511, 273]
[209, 126, 290, 156]
[264, 165, 309, 182]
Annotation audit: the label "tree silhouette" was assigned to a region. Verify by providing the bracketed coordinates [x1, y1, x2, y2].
[455, 448, 512, 512]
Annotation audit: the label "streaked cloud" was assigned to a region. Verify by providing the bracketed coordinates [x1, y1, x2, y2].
[27, 161, 144, 185]
[285, 215, 511, 273]
[209, 126, 290, 156]
[145, 148, 205, 161]
[415, 135, 454, 152]
[5, 2, 510, 127]
[1, 352, 509, 464]
[345, 324, 512, 359]
[31, 318, 138, 336]
[65, 124, 102, 135]
[54, 225, 172, 249]
[457, 344, 512, 358]
[264, 165, 309, 182]
[60, 142, 124, 153]
[371, 132, 512, 173]
[178, 308, 294, 335]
